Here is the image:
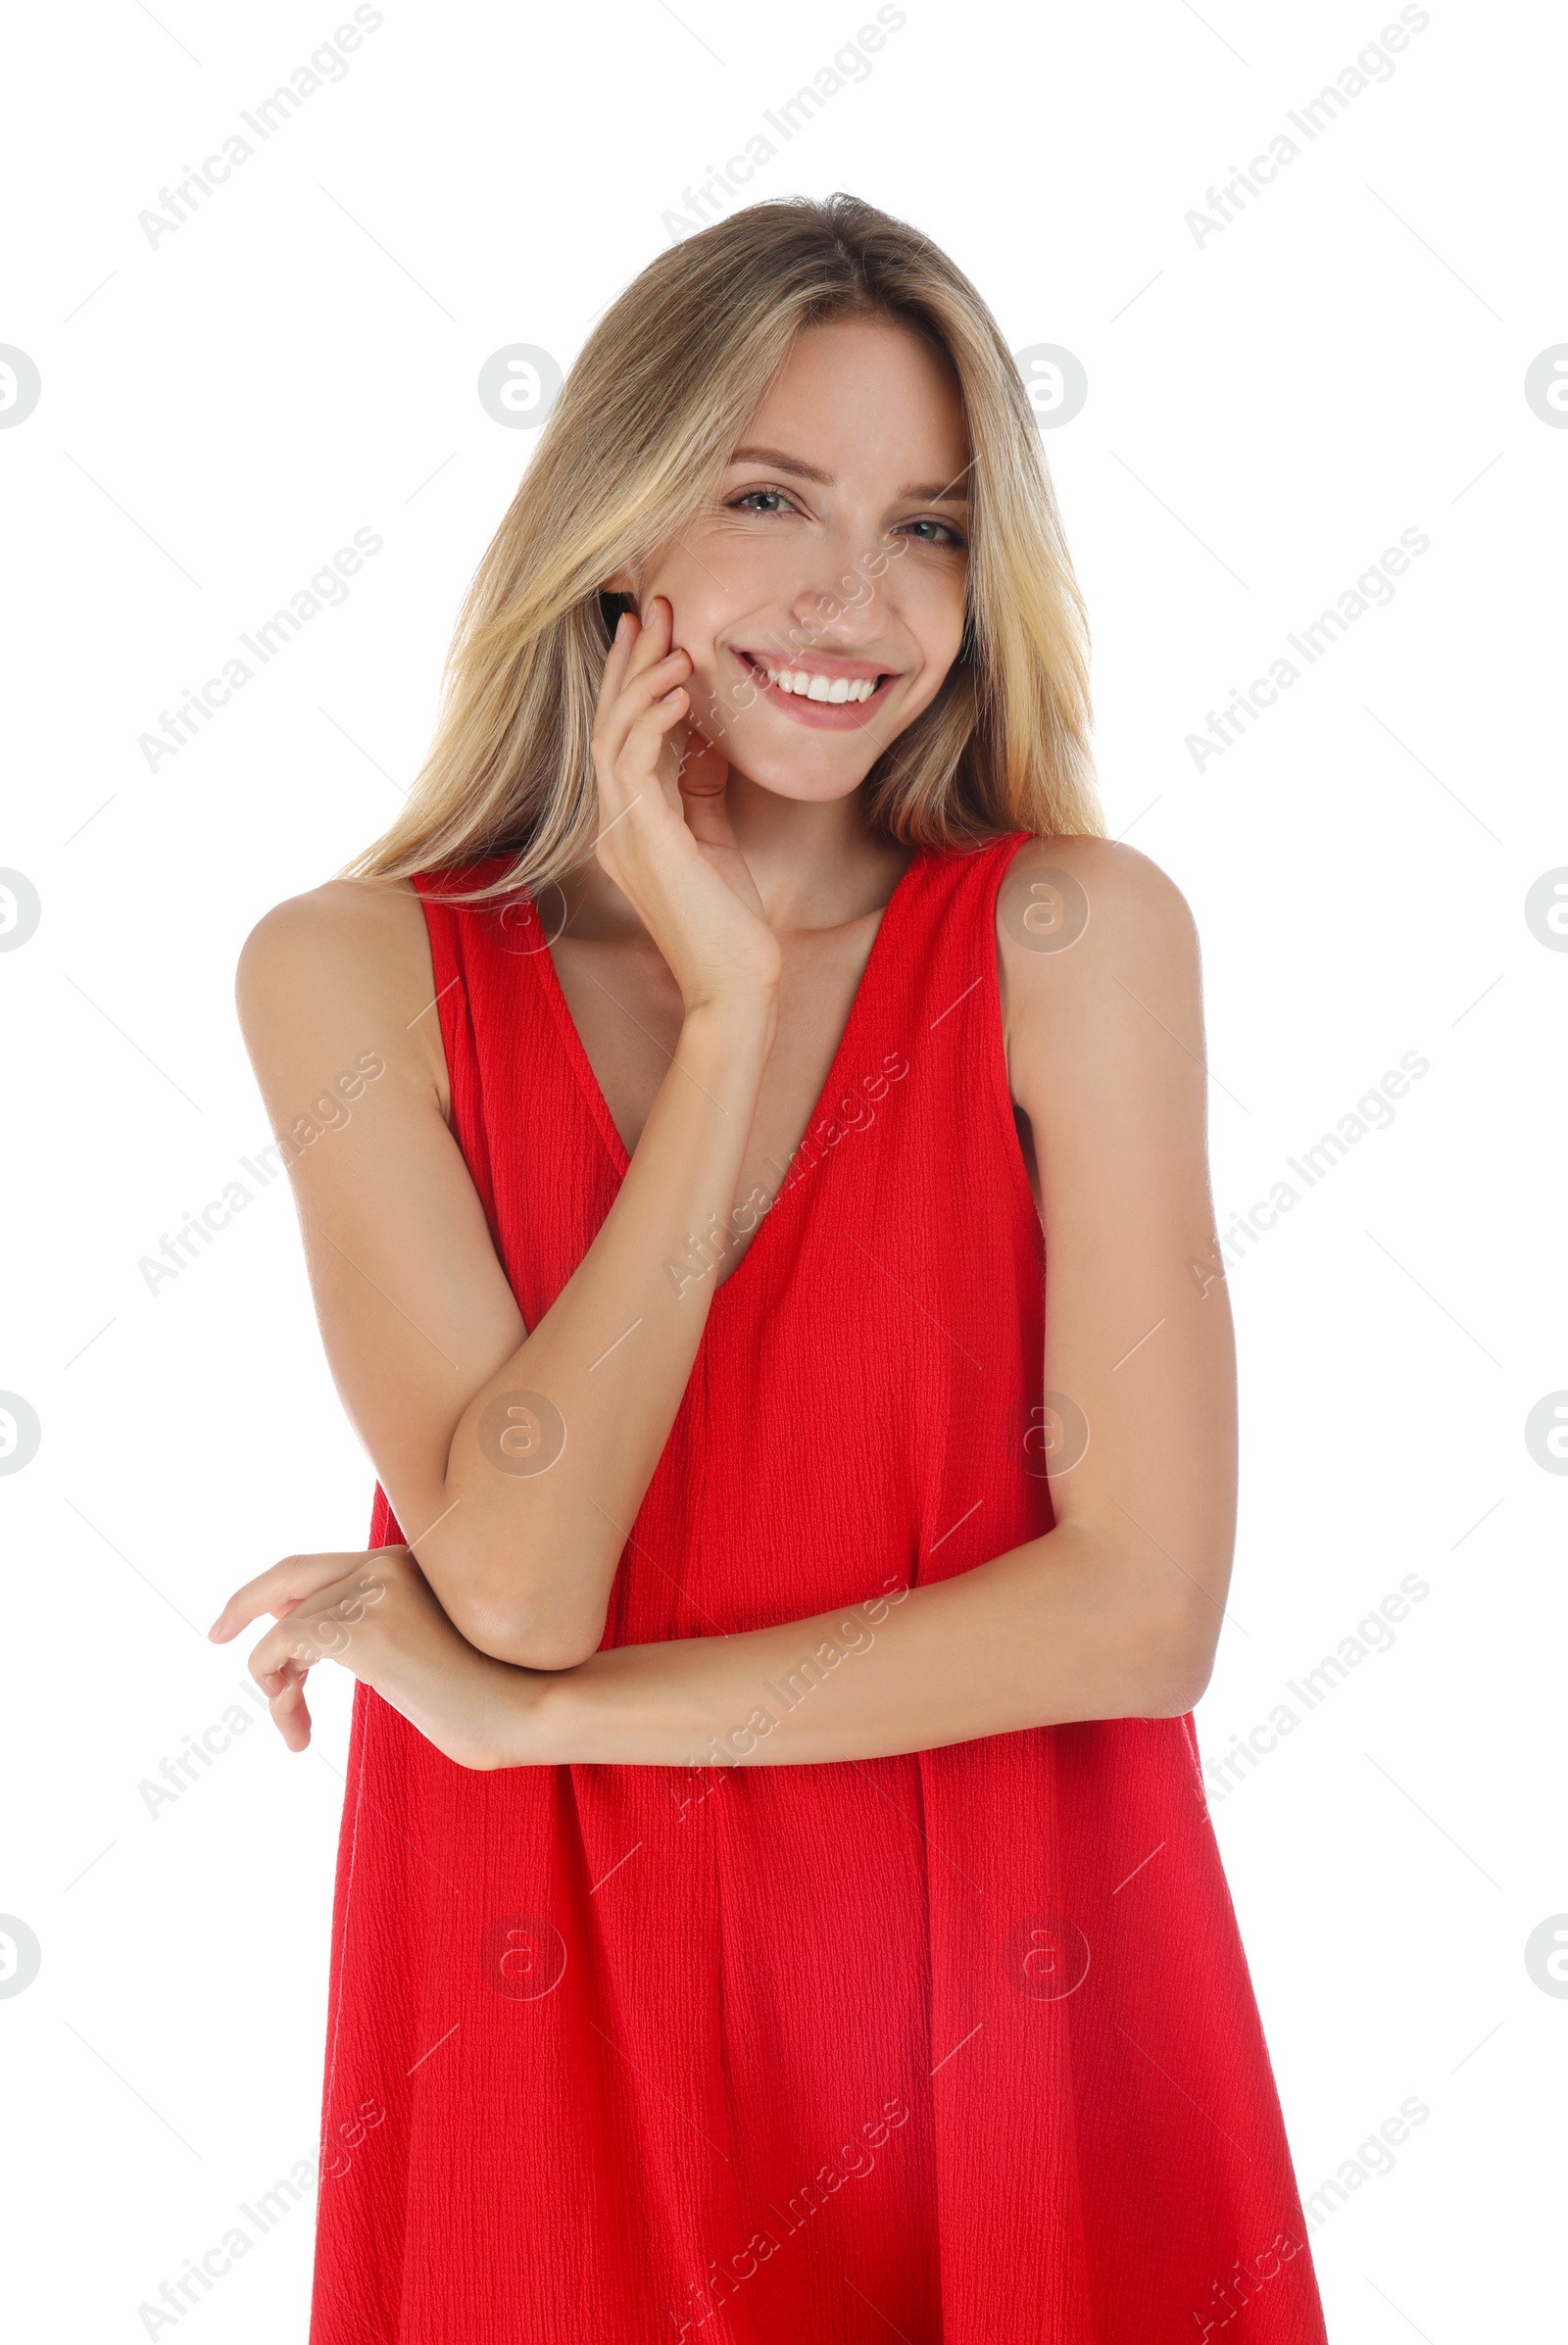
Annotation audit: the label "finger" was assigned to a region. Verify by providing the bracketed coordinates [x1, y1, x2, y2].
[593, 665, 689, 820]
[593, 647, 693, 776]
[616, 688, 695, 801]
[253, 1637, 316, 1756]
[594, 599, 665, 719]
[267, 1667, 314, 1753]
[209, 1552, 360, 1642]
[597, 604, 640, 703]
[212, 1557, 348, 1642]
[594, 605, 673, 749]
[245, 1559, 391, 1685]
[596, 693, 695, 845]
[249, 1614, 324, 1688]
[617, 651, 691, 713]
[609, 599, 688, 747]
[622, 593, 674, 685]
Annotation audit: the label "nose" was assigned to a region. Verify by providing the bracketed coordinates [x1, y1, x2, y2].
[784, 548, 887, 658]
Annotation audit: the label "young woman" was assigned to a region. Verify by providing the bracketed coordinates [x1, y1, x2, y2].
[213, 195, 1327, 2343]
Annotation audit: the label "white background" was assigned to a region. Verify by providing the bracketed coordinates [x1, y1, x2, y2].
[2, 0, 1563, 2335]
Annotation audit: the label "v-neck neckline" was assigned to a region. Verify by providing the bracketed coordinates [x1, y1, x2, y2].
[532, 847, 931, 1304]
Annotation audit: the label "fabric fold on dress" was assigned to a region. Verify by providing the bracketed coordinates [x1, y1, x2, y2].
[307, 832, 1327, 2345]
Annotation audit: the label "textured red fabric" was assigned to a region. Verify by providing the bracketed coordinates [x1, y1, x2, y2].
[307, 830, 1328, 2344]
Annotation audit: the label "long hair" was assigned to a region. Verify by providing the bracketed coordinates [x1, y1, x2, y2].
[342, 193, 1102, 902]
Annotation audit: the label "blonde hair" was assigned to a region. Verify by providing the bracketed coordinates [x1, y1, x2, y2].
[344, 192, 1102, 903]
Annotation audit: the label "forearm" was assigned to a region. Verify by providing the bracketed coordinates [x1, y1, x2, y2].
[421, 990, 775, 1667]
[512, 1525, 1211, 1768]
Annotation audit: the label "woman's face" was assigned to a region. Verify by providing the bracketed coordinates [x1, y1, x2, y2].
[614, 314, 972, 804]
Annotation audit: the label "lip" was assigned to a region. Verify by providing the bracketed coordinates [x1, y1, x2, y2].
[732, 648, 901, 731]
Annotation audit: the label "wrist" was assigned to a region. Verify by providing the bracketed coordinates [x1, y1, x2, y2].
[677, 995, 777, 1106]
[679, 988, 777, 1052]
[495, 1659, 574, 1769]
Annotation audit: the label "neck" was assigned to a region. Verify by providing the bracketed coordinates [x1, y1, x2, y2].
[561, 778, 916, 946]
[716, 771, 913, 934]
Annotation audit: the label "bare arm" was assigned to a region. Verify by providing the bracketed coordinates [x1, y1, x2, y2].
[233, 599, 781, 1670]
[512, 834, 1238, 1758]
[231, 836, 1240, 1762]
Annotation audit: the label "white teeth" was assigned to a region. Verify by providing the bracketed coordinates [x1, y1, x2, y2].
[760, 662, 879, 703]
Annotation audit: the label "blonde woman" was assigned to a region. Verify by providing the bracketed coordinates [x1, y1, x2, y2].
[214, 195, 1327, 2344]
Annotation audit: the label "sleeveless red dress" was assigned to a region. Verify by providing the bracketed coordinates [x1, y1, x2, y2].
[308, 830, 1327, 2345]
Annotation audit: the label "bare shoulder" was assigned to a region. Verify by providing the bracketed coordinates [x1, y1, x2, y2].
[997, 833, 1199, 986]
[236, 875, 445, 1103]
[237, 874, 429, 1007]
[997, 835, 1205, 1107]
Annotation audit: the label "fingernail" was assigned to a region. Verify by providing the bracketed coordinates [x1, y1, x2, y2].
[207, 1619, 223, 1639]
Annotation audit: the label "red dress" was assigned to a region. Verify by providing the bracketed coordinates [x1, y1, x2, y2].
[309, 830, 1327, 2344]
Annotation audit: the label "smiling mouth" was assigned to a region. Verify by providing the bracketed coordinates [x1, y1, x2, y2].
[737, 651, 898, 708]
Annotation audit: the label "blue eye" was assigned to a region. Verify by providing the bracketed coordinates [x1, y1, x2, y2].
[905, 517, 967, 550]
[724, 488, 966, 550]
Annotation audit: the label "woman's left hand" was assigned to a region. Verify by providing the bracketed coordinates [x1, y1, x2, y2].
[209, 1545, 539, 1771]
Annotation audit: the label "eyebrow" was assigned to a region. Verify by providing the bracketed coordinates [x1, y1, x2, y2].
[727, 445, 971, 505]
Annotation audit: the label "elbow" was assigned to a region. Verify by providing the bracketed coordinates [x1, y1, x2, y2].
[1142, 1655, 1214, 1720]
[429, 1514, 616, 1671]
[505, 1622, 607, 1673]
[1139, 1609, 1220, 1720]
[1107, 1563, 1221, 1719]
[448, 1584, 606, 1673]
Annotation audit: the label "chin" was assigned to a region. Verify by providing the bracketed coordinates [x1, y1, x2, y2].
[730, 750, 878, 806]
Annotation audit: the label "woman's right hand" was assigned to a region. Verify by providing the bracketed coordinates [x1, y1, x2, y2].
[590, 595, 782, 1009]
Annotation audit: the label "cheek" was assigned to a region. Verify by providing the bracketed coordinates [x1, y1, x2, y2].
[668, 526, 827, 658]
[688, 650, 748, 738]
[894, 572, 968, 698]
[655, 588, 730, 690]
